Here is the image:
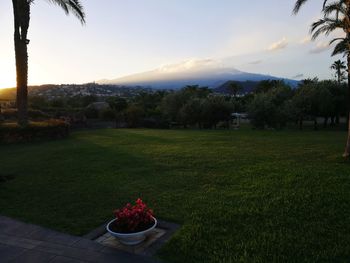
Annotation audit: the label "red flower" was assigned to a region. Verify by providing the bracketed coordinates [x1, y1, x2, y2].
[112, 198, 155, 233]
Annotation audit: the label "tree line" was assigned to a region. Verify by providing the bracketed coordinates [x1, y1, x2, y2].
[22, 80, 347, 131]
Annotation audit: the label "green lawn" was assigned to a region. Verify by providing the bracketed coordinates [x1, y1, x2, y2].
[1, 128, 350, 262]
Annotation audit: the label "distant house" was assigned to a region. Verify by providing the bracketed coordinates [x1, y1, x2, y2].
[231, 113, 248, 119]
[231, 113, 249, 127]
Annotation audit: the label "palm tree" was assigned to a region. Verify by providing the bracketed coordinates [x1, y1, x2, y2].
[12, 0, 85, 126]
[294, 0, 350, 158]
[331, 60, 347, 83]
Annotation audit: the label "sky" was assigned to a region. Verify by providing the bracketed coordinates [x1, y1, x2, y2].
[0, 0, 345, 89]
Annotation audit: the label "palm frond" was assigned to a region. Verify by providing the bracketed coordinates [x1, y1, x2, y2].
[310, 18, 344, 40]
[323, 2, 346, 18]
[293, 0, 308, 14]
[331, 59, 346, 69]
[45, 0, 85, 24]
[331, 38, 348, 56]
[293, 0, 330, 14]
[329, 37, 345, 45]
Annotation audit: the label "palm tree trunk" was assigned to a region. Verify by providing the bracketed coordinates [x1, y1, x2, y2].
[343, 52, 350, 157]
[15, 37, 29, 126]
[13, 0, 30, 127]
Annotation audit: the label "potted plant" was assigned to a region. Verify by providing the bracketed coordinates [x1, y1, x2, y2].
[106, 198, 157, 245]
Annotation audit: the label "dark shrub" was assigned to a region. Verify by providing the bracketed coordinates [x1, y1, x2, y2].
[0, 119, 70, 144]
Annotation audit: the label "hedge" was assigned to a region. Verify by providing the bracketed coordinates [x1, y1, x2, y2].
[0, 119, 70, 144]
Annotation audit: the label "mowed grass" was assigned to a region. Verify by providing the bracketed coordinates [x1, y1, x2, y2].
[1, 128, 350, 262]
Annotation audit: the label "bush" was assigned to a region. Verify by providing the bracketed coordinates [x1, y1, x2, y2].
[0, 119, 70, 144]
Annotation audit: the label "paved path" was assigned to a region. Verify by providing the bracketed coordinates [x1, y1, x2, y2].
[0, 215, 160, 263]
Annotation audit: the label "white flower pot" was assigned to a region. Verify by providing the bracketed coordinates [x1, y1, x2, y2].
[106, 217, 157, 245]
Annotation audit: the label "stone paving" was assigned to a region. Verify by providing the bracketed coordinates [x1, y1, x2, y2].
[0, 215, 161, 263]
[95, 228, 166, 256]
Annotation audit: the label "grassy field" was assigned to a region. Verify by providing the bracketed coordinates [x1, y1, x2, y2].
[1, 128, 350, 262]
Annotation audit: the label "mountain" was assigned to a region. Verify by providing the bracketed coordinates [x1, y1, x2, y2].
[99, 59, 299, 89]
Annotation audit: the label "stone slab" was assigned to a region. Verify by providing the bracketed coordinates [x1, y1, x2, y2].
[0, 215, 161, 263]
[95, 228, 166, 256]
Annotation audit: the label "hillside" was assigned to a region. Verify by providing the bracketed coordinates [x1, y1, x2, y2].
[0, 84, 153, 101]
[99, 60, 299, 89]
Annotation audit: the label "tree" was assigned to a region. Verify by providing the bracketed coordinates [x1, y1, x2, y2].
[227, 81, 243, 98]
[125, 105, 145, 128]
[179, 98, 204, 128]
[331, 60, 347, 84]
[298, 77, 319, 87]
[183, 85, 212, 98]
[107, 97, 128, 113]
[254, 80, 288, 94]
[12, 0, 85, 126]
[107, 97, 128, 127]
[161, 91, 189, 124]
[290, 85, 314, 130]
[293, 0, 350, 157]
[201, 96, 233, 129]
[248, 85, 293, 129]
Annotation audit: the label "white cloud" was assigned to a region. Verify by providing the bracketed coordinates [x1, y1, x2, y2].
[300, 36, 311, 44]
[158, 59, 222, 73]
[267, 37, 288, 51]
[309, 41, 330, 54]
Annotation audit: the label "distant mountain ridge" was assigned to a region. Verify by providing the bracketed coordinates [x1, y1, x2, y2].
[99, 62, 299, 89]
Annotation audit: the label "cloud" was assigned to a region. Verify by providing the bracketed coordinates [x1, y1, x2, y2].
[267, 37, 288, 51]
[248, 60, 263, 65]
[292, 74, 304, 79]
[309, 41, 330, 54]
[158, 59, 220, 73]
[300, 36, 311, 44]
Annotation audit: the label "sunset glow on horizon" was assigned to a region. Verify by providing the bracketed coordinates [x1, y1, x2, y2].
[0, 0, 343, 89]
